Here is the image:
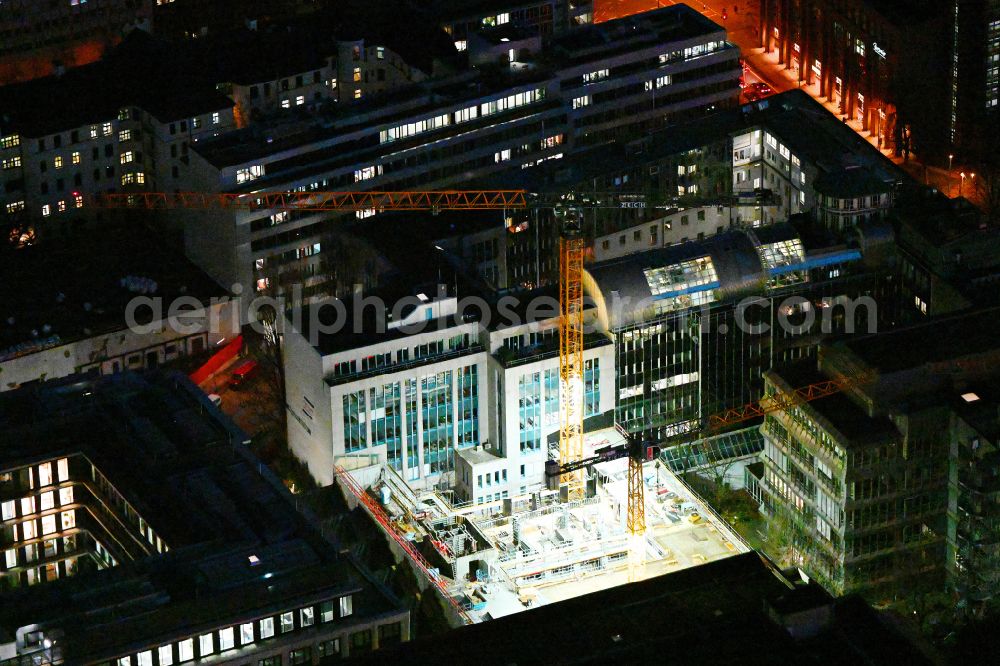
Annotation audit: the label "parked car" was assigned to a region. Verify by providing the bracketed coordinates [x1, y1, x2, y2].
[749, 81, 773, 96]
[229, 360, 259, 389]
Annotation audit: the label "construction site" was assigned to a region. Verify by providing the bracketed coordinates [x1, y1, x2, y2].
[336, 424, 749, 625]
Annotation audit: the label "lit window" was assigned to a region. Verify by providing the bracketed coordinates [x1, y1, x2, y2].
[260, 617, 275, 639]
[340, 595, 353, 617]
[240, 623, 254, 645]
[177, 638, 193, 662]
[199, 634, 213, 657]
[454, 40, 467, 52]
[281, 99, 290, 109]
[583, 69, 609, 83]
[0, 134, 20, 148]
[119, 130, 132, 142]
[61, 510, 75, 530]
[1, 500, 14, 521]
[353, 67, 361, 82]
[5, 200, 25, 213]
[5, 549, 15, 568]
[71, 151, 80, 164]
[38, 462, 52, 486]
[102, 122, 113, 136]
[90, 125, 98, 139]
[58, 200, 67, 213]
[280, 612, 294, 633]
[137, 652, 152, 666]
[57, 458, 68, 481]
[320, 601, 335, 622]
[74, 194, 83, 208]
[59, 487, 74, 505]
[191, 117, 201, 130]
[572, 95, 590, 109]
[118, 657, 131, 666]
[54, 156, 63, 169]
[497, 11, 510, 24]
[1, 156, 21, 169]
[218, 627, 234, 651]
[21, 497, 34, 515]
[354, 88, 362, 99]
[236, 164, 265, 184]
[40, 492, 54, 511]
[300, 607, 315, 627]
[120, 151, 134, 165]
[41, 204, 51, 217]
[22, 520, 36, 540]
[157, 646, 173, 666]
[494, 148, 511, 163]
[212, 112, 220, 125]
[41, 514, 57, 535]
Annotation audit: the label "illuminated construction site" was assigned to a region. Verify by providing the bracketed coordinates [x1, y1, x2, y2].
[338, 424, 749, 624]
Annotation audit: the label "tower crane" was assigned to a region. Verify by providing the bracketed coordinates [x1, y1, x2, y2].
[79, 188, 595, 483]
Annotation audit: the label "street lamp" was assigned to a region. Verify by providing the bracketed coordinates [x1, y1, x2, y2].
[960, 172, 966, 197]
[948, 154, 954, 195]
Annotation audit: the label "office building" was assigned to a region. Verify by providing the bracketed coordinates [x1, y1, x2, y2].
[758, 0, 952, 158]
[583, 219, 899, 443]
[180, 5, 740, 313]
[758, 308, 1000, 599]
[0, 371, 408, 664]
[283, 283, 613, 499]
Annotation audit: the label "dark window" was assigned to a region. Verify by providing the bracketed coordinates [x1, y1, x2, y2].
[56, 178, 64, 191]
[71, 130, 79, 143]
[313, 71, 321, 83]
[378, 622, 402, 647]
[180, 121, 187, 132]
[39, 161, 47, 173]
[105, 166, 114, 177]
[697, 210, 705, 221]
[169, 123, 176, 135]
[172, 166, 179, 178]
[281, 79, 289, 91]
[73, 173, 82, 186]
[264, 82, 272, 96]
[295, 75, 303, 87]
[377, 69, 386, 81]
[53, 135, 61, 148]
[170, 145, 177, 158]
[250, 85, 259, 99]
[258, 658, 281, 666]
[288, 648, 310, 665]
[104, 144, 113, 157]
[316, 639, 339, 660]
[40, 182, 48, 194]
[92, 147, 99, 160]
[93, 169, 100, 181]
[350, 629, 372, 654]
[38, 139, 45, 151]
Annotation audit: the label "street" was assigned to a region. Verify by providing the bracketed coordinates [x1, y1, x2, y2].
[595, 0, 984, 206]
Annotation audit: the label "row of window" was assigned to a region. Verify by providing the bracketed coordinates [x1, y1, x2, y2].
[109, 597, 354, 666]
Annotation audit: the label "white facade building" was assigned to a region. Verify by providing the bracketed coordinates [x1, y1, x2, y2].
[283, 289, 614, 501]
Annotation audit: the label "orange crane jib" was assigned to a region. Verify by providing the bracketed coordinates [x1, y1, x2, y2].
[91, 190, 531, 212]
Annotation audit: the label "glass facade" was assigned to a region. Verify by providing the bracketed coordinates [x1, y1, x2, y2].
[343, 391, 366, 452]
[370, 383, 401, 470]
[421, 371, 453, 475]
[457, 364, 478, 448]
[584, 358, 600, 417]
[518, 371, 542, 453]
[544, 368, 559, 425]
[405, 379, 418, 478]
[643, 256, 719, 312]
[759, 238, 807, 288]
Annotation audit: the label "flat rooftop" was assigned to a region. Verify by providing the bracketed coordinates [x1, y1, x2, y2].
[0, 227, 229, 361]
[843, 306, 1000, 374]
[0, 371, 401, 663]
[349, 550, 933, 665]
